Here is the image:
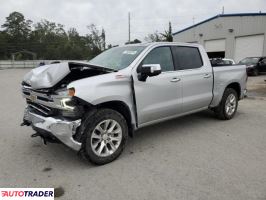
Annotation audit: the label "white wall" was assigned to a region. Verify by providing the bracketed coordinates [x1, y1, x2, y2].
[173, 15, 266, 59]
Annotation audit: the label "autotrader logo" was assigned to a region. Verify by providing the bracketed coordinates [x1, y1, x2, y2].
[0, 188, 54, 199]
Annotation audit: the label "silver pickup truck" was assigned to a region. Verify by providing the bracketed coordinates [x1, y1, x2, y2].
[21, 42, 247, 165]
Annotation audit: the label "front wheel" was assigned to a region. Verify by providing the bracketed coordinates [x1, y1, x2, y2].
[214, 88, 238, 120]
[80, 109, 128, 165]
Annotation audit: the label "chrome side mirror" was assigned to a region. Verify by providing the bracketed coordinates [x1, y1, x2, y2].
[138, 64, 162, 81]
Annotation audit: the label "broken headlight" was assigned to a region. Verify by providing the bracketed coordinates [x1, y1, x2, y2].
[60, 97, 84, 119]
[61, 98, 75, 110]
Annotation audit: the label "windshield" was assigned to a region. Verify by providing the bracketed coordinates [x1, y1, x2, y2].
[239, 57, 259, 65]
[88, 46, 146, 71]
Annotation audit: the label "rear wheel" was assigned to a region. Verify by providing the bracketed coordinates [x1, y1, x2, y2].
[80, 109, 128, 165]
[214, 88, 238, 120]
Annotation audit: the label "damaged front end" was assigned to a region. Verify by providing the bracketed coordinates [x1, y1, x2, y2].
[23, 107, 82, 151]
[21, 61, 113, 151]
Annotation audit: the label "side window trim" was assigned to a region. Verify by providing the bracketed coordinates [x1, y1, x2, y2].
[170, 46, 181, 71]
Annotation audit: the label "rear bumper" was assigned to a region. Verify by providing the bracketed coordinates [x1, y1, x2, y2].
[23, 107, 82, 151]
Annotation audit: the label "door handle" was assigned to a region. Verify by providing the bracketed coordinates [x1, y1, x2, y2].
[203, 74, 211, 78]
[170, 77, 181, 82]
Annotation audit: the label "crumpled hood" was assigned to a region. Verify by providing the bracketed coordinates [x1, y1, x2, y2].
[23, 62, 71, 89]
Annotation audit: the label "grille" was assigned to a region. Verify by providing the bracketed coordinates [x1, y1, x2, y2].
[27, 100, 58, 117]
[36, 95, 53, 102]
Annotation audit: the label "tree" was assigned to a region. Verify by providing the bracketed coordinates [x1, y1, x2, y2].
[125, 39, 142, 44]
[0, 31, 9, 59]
[30, 20, 68, 59]
[86, 24, 106, 59]
[1, 11, 33, 59]
[0, 11, 111, 60]
[1, 11, 32, 41]
[145, 31, 163, 42]
[145, 22, 173, 42]
[65, 28, 88, 59]
[161, 22, 173, 42]
[101, 28, 106, 50]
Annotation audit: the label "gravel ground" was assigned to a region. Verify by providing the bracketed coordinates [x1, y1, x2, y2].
[0, 69, 266, 200]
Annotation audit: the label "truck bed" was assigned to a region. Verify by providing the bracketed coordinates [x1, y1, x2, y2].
[210, 65, 247, 107]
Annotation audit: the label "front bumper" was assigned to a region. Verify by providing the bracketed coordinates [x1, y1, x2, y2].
[23, 107, 82, 151]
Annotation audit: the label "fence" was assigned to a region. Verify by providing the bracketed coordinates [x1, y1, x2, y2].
[0, 60, 84, 69]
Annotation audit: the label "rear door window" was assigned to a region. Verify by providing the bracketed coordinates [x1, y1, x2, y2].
[172, 46, 203, 70]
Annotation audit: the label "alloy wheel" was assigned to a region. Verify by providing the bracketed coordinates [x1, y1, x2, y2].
[91, 119, 122, 157]
[225, 94, 237, 116]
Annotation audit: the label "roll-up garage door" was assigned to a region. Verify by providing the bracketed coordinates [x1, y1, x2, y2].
[234, 34, 264, 63]
[205, 39, 226, 52]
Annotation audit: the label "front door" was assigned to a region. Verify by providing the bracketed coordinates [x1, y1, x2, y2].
[133, 46, 182, 125]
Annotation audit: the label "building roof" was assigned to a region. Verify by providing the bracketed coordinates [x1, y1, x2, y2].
[173, 12, 266, 35]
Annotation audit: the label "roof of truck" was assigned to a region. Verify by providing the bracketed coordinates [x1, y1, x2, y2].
[124, 42, 202, 48]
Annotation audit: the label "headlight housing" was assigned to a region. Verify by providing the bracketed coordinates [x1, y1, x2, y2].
[58, 87, 76, 111]
[58, 87, 78, 117]
[60, 97, 84, 118]
[61, 98, 75, 110]
[56, 87, 85, 118]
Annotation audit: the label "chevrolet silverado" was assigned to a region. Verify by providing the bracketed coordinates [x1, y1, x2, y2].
[21, 42, 247, 165]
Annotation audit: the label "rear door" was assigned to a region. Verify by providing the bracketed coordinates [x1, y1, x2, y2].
[133, 46, 182, 125]
[171, 46, 213, 113]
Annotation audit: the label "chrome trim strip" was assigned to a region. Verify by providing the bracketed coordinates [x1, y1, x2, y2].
[28, 104, 50, 115]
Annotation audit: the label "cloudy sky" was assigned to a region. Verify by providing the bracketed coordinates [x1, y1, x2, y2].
[0, 0, 265, 45]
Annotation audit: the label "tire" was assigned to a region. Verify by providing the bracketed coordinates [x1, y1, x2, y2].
[252, 69, 259, 76]
[214, 88, 238, 120]
[80, 108, 128, 165]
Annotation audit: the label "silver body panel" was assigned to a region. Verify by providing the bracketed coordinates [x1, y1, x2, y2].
[176, 45, 213, 113]
[68, 70, 137, 125]
[22, 42, 247, 151]
[23, 62, 70, 89]
[23, 107, 81, 151]
[211, 65, 247, 107]
[133, 70, 182, 124]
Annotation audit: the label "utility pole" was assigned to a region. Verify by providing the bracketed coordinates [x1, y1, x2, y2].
[192, 16, 195, 39]
[128, 12, 131, 43]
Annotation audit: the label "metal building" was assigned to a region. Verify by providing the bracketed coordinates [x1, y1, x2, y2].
[173, 13, 266, 62]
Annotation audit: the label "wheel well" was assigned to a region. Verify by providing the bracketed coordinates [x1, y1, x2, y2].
[226, 82, 241, 99]
[97, 101, 134, 137]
